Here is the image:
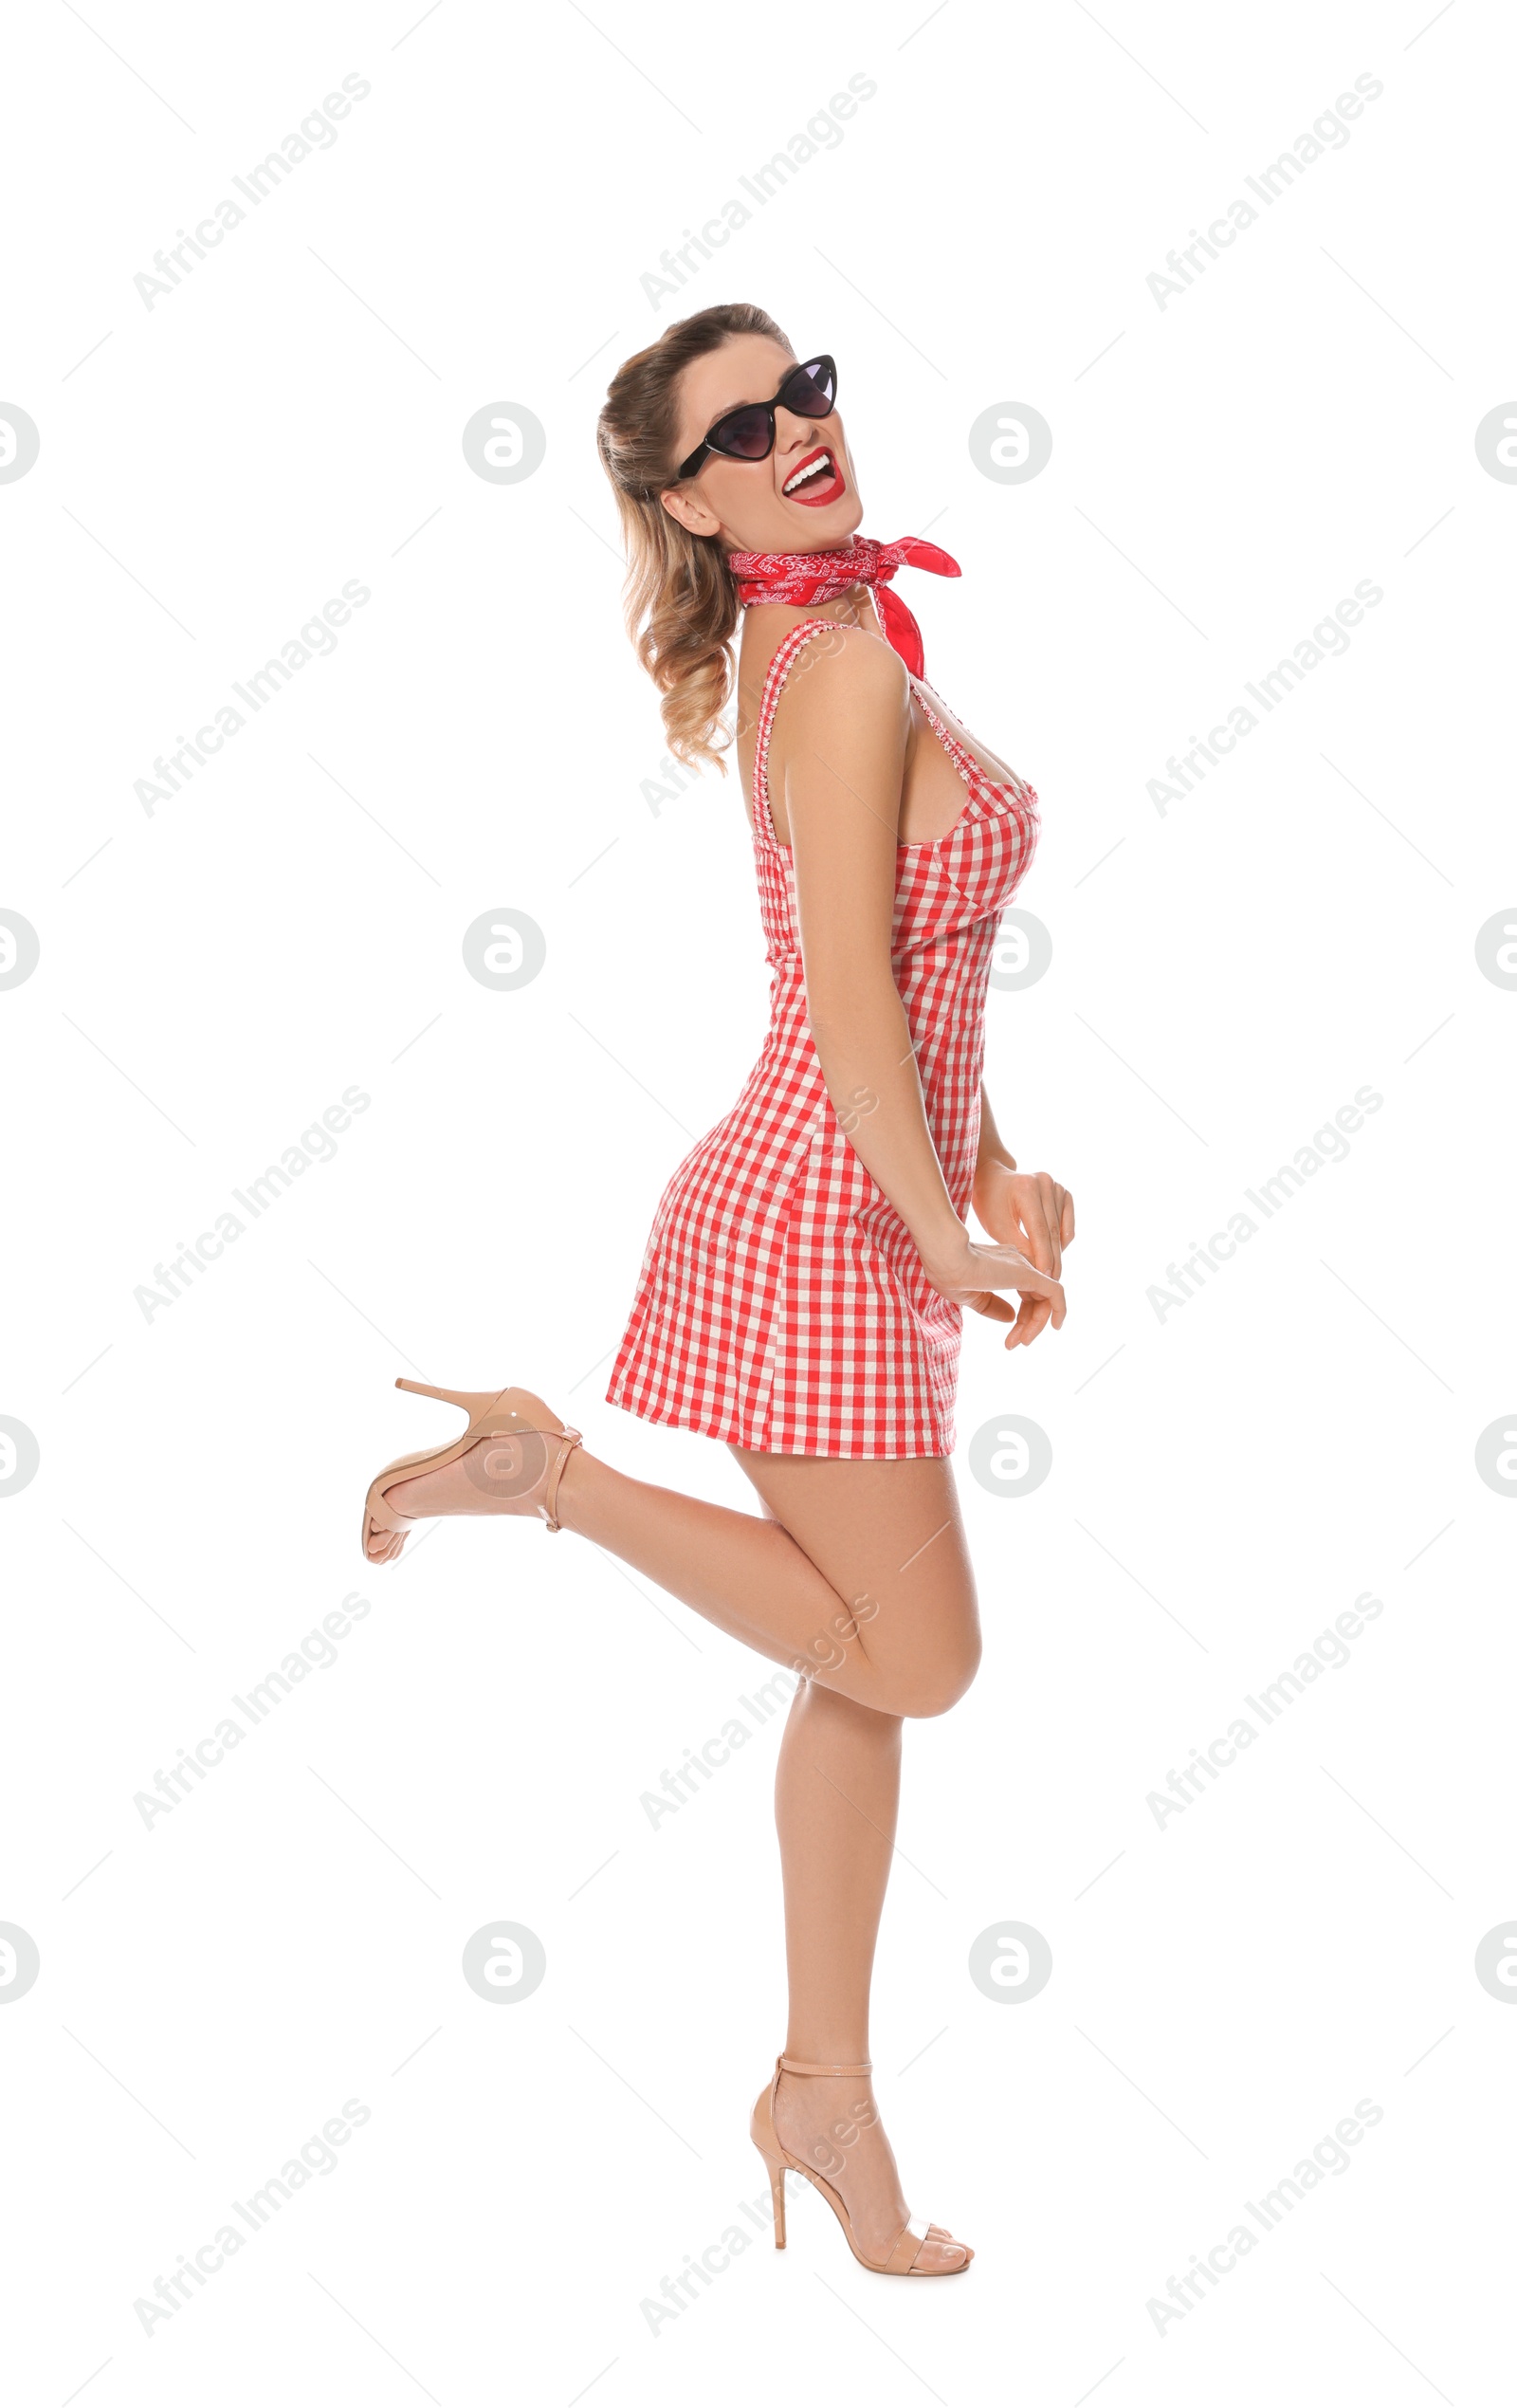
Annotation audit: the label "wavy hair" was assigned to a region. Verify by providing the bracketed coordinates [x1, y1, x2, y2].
[597, 303, 790, 774]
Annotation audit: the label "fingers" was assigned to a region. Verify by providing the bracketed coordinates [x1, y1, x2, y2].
[965, 1291, 1016, 1323]
[1035, 1173, 1063, 1278]
[1003, 1295, 1043, 1348]
[1014, 1174, 1071, 1277]
[1005, 1294, 1065, 1345]
[1003, 1292, 1051, 1349]
[1015, 1179, 1057, 1277]
[957, 1231, 1069, 1342]
[989, 1243, 1062, 1302]
[1021, 1271, 1066, 1337]
[1009, 1171, 1076, 1266]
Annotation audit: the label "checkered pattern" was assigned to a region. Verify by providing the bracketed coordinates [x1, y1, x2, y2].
[606, 619, 1040, 1458]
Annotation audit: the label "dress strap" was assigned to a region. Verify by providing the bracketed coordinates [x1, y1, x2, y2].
[910, 680, 990, 792]
[912, 676, 1036, 811]
[751, 618, 840, 850]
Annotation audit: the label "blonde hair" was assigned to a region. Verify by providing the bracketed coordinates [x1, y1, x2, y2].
[597, 303, 791, 774]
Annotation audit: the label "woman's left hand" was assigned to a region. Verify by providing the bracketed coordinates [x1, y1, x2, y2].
[967, 1166, 1075, 1350]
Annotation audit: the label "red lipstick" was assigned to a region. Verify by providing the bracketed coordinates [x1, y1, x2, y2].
[781, 446, 847, 507]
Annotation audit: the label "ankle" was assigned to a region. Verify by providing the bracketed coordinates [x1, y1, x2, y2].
[543, 1432, 589, 1532]
[775, 2059, 878, 2138]
[781, 2041, 871, 2071]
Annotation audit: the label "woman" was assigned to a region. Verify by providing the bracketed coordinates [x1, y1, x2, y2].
[362, 303, 1073, 2278]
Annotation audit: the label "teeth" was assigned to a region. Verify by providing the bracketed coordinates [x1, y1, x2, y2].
[784, 451, 832, 495]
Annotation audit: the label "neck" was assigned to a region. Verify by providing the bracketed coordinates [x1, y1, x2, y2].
[737, 587, 882, 640]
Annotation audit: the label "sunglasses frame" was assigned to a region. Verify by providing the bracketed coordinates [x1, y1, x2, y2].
[674, 354, 838, 482]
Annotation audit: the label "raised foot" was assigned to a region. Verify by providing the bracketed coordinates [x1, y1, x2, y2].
[364, 1425, 579, 1563]
[772, 2071, 972, 2273]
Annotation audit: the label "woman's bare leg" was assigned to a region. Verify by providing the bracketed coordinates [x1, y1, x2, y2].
[776, 1679, 900, 2060]
[740, 1457, 973, 2273]
[382, 1439, 979, 1721]
[386, 1433, 978, 2267]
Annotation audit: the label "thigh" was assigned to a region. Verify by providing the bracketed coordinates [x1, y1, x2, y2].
[729, 1447, 980, 1707]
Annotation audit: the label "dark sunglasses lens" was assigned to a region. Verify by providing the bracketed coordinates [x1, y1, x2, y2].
[787, 358, 835, 414]
[711, 403, 774, 459]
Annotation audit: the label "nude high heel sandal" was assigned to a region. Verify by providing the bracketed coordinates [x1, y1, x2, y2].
[750, 2055, 973, 2275]
[361, 1379, 583, 1565]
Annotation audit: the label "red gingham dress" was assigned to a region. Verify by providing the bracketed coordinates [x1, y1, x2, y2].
[606, 620, 1040, 1458]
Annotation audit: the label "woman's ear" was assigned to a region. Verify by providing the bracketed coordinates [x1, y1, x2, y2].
[661, 483, 722, 540]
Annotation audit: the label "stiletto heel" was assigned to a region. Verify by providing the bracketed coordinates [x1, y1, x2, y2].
[758, 2152, 787, 2248]
[394, 1379, 518, 1416]
[361, 1380, 583, 1564]
[749, 2054, 972, 2276]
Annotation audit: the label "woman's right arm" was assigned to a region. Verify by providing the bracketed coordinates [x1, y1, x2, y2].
[777, 631, 1065, 1331]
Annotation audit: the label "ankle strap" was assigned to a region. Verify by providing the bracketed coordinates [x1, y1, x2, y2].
[539, 1426, 583, 1533]
[778, 2054, 872, 2078]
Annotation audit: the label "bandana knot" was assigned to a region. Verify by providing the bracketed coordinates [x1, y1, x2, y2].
[725, 536, 960, 678]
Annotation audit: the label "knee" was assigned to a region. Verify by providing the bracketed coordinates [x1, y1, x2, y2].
[893, 1631, 982, 1719]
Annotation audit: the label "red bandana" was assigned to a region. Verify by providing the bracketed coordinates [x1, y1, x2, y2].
[725, 536, 960, 679]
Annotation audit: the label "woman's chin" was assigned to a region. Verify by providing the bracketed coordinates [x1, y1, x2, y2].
[730, 495, 865, 554]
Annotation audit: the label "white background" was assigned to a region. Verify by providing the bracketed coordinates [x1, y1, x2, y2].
[3, 1, 1513, 2401]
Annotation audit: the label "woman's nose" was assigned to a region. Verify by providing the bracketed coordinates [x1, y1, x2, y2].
[776, 405, 830, 450]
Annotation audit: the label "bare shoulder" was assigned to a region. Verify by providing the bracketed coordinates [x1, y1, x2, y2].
[769, 623, 912, 854]
[777, 620, 910, 734]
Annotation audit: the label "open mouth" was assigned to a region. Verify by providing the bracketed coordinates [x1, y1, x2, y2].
[781, 447, 846, 506]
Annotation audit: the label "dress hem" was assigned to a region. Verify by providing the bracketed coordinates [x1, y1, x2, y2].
[603, 1381, 954, 1461]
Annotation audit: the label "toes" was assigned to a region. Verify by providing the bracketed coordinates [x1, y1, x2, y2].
[914, 2232, 970, 2272]
[923, 2238, 969, 2271]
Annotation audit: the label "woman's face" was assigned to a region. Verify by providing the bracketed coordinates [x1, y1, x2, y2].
[659, 333, 864, 556]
